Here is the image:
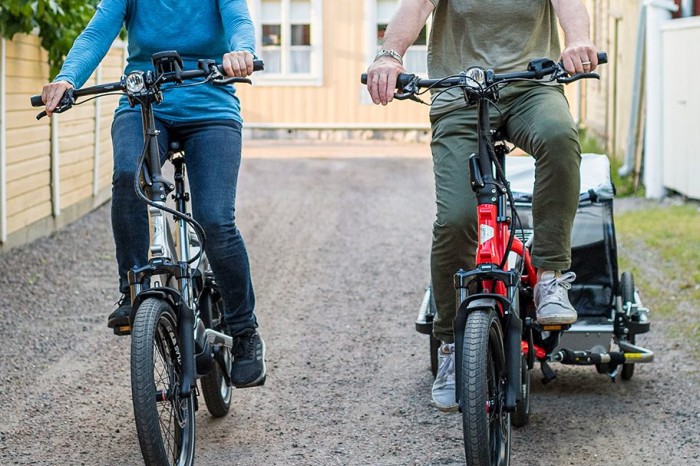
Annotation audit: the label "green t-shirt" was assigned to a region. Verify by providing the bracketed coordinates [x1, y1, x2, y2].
[428, 0, 561, 116]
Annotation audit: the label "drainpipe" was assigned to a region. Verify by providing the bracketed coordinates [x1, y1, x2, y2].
[643, 0, 677, 199]
[620, 2, 646, 178]
[0, 38, 6, 243]
[680, 0, 693, 17]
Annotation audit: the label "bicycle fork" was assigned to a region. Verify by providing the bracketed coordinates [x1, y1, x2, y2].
[453, 268, 524, 413]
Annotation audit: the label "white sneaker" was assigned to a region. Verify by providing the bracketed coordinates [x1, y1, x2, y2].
[431, 343, 458, 412]
[535, 271, 578, 325]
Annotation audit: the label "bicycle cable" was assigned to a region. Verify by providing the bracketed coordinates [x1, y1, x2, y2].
[133, 132, 207, 266]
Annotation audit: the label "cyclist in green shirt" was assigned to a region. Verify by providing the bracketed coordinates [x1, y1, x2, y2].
[365, 0, 599, 411]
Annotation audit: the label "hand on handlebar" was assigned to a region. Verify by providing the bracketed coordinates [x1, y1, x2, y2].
[222, 50, 255, 78]
[366, 57, 405, 106]
[559, 41, 599, 75]
[41, 80, 74, 117]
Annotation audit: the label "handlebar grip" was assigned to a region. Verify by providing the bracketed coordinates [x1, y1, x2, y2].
[31, 95, 44, 107]
[597, 51, 607, 65]
[397, 73, 415, 87]
[253, 59, 264, 72]
[360, 73, 416, 87]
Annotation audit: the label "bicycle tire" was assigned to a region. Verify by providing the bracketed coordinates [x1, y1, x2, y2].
[200, 288, 233, 417]
[620, 272, 636, 381]
[131, 298, 196, 466]
[461, 308, 511, 466]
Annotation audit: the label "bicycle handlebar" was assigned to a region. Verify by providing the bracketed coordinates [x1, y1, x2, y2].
[361, 52, 607, 89]
[31, 58, 264, 117]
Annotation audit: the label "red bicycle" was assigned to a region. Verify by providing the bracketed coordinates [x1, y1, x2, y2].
[365, 52, 653, 465]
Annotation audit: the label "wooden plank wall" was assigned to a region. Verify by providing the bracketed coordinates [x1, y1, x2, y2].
[0, 34, 125, 251]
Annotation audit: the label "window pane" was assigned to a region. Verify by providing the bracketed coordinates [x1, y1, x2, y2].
[291, 24, 311, 46]
[404, 48, 427, 74]
[262, 24, 282, 46]
[290, 49, 311, 74]
[261, 0, 281, 22]
[290, 0, 311, 22]
[260, 49, 281, 73]
[377, 0, 396, 23]
[377, 23, 387, 46]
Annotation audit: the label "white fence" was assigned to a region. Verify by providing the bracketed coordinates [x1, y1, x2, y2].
[661, 16, 700, 199]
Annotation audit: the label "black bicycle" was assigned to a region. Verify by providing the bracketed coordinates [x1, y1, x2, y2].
[32, 51, 263, 465]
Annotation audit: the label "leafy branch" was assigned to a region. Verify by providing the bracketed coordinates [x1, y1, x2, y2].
[0, 0, 98, 78]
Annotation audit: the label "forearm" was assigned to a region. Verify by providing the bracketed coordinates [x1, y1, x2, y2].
[219, 0, 256, 54]
[54, 0, 126, 87]
[381, 0, 435, 56]
[550, 0, 592, 45]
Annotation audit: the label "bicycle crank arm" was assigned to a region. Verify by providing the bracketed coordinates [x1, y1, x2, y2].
[205, 328, 233, 348]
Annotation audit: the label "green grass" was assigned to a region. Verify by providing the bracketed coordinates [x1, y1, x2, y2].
[615, 204, 700, 347]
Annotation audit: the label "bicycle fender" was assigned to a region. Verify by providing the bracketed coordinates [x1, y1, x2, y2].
[132, 288, 180, 321]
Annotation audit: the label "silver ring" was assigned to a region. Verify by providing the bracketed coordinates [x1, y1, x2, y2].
[581, 61, 591, 65]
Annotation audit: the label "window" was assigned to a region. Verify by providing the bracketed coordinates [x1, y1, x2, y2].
[252, 0, 323, 85]
[374, 0, 429, 74]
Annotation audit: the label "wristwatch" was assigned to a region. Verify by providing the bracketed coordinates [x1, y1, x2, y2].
[374, 49, 403, 65]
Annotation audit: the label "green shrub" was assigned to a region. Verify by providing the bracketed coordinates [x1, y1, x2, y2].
[0, 0, 99, 78]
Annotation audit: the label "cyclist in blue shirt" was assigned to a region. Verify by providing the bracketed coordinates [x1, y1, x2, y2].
[41, 0, 265, 388]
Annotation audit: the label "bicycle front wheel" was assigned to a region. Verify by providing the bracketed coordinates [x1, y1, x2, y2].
[461, 308, 510, 466]
[131, 298, 196, 466]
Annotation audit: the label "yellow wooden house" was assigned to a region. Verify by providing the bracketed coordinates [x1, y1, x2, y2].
[1, 0, 698, 251]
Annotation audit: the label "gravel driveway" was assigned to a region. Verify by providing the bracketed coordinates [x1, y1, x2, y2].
[0, 141, 698, 465]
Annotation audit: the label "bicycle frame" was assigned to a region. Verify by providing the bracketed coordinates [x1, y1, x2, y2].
[123, 78, 238, 400]
[450, 96, 535, 412]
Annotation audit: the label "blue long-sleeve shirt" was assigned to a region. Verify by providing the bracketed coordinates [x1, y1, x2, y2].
[55, 0, 255, 123]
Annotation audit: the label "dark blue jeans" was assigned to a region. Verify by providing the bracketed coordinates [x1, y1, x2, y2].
[111, 111, 256, 334]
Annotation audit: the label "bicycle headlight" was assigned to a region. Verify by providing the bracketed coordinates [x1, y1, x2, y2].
[465, 67, 486, 88]
[125, 72, 146, 93]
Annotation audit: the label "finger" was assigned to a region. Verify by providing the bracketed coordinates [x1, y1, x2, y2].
[581, 58, 591, 72]
[561, 55, 575, 75]
[588, 51, 599, 71]
[229, 55, 244, 77]
[222, 55, 234, 77]
[369, 73, 380, 105]
[244, 53, 254, 76]
[377, 72, 389, 105]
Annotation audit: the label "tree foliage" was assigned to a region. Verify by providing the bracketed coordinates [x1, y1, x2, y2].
[0, 0, 99, 78]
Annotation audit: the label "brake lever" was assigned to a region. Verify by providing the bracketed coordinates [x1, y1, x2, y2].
[212, 76, 253, 86]
[35, 90, 76, 120]
[557, 72, 600, 84]
[393, 77, 423, 102]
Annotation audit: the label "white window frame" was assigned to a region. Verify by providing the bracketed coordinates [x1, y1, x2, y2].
[248, 0, 324, 86]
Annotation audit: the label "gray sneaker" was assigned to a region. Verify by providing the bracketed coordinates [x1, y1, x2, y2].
[535, 271, 578, 325]
[431, 343, 458, 412]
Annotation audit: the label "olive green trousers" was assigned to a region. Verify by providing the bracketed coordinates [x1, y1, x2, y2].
[430, 83, 581, 343]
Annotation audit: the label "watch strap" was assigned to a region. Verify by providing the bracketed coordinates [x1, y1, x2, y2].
[374, 49, 403, 65]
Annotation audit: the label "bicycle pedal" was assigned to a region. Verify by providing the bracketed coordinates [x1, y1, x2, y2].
[113, 325, 132, 336]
